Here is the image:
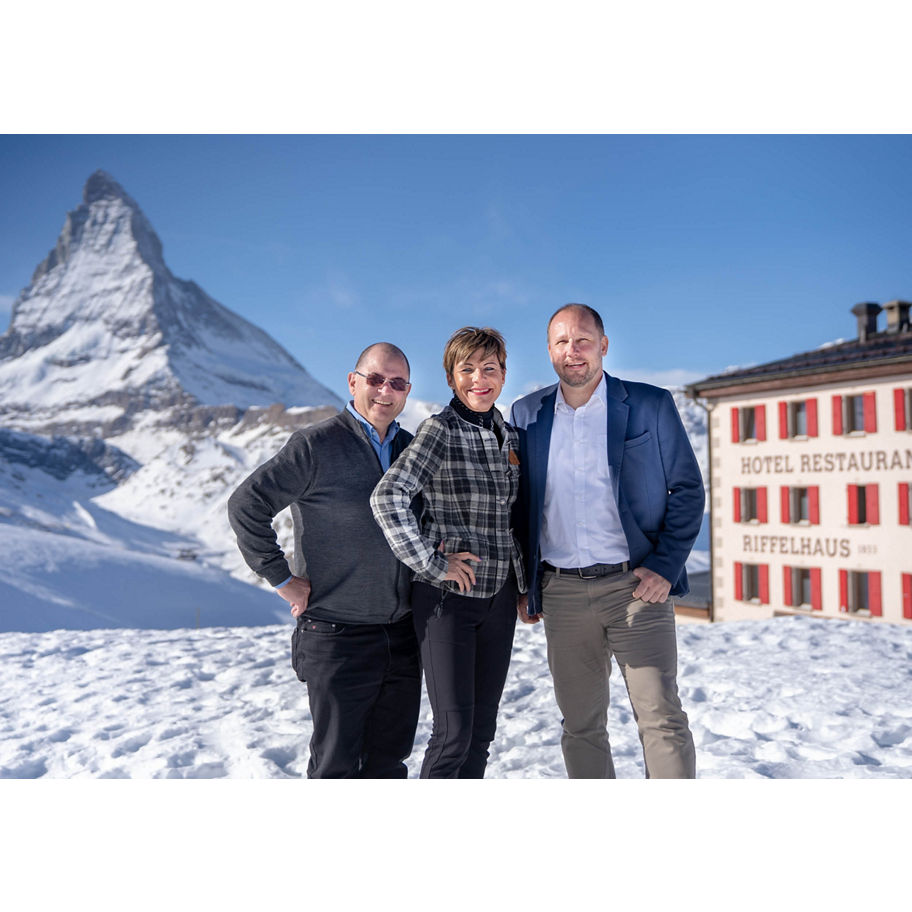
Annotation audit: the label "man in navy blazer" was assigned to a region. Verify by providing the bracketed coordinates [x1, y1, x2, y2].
[510, 304, 703, 778]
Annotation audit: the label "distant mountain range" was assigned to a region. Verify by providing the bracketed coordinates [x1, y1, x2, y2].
[0, 172, 706, 632]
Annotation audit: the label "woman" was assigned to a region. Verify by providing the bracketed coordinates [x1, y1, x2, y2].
[370, 326, 526, 778]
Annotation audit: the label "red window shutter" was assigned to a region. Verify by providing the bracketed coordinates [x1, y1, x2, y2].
[731, 407, 740, 443]
[808, 486, 820, 524]
[782, 566, 793, 606]
[733, 487, 741, 523]
[756, 405, 767, 441]
[779, 401, 789, 438]
[866, 484, 880, 525]
[895, 388, 908, 431]
[900, 483, 910, 526]
[806, 398, 818, 437]
[839, 569, 848, 612]
[759, 564, 770, 604]
[903, 573, 912, 620]
[863, 391, 877, 432]
[869, 572, 882, 617]
[757, 487, 768, 523]
[734, 562, 743, 601]
[832, 395, 843, 436]
[780, 486, 791, 523]
[847, 484, 859, 524]
[810, 568, 822, 612]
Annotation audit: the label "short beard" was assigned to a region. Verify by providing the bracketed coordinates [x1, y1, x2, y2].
[555, 363, 600, 388]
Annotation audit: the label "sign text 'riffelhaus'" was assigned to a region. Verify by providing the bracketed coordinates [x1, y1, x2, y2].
[742, 534, 851, 558]
[740, 448, 912, 475]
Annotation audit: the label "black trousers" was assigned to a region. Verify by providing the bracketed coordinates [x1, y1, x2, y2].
[293, 613, 421, 778]
[411, 577, 518, 779]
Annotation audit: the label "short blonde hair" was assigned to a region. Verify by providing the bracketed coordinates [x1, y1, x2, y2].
[442, 326, 507, 377]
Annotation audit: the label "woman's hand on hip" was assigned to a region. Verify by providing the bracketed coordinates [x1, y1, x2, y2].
[516, 593, 541, 624]
[440, 546, 480, 593]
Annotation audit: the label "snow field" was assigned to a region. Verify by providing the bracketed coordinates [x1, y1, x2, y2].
[2, 615, 911, 780]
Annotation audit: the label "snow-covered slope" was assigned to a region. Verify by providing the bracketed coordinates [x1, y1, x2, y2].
[0, 525, 286, 632]
[0, 430, 286, 631]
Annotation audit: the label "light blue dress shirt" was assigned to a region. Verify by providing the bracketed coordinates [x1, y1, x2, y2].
[345, 401, 400, 471]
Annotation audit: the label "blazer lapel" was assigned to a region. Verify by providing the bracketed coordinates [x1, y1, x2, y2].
[529, 388, 557, 514]
[603, 373, 629, 501]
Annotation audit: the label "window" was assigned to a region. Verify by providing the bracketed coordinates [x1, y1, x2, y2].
[778, 398, 818, 438]
[839, 570, 882, 616]
[832, 392, 876, 435]
[743, 563, 761, 600]
[731, 405, 767, 442]
[793, 568, 812, 606]
[895, 388, 912, 431]
[783, 566, 822, 611]
[847, 484, 880, 525]
[793, 487, 808, 521]
[846, 395, 865, 433]
[900, 483, 911, 526]
[780, 485, 820, 524]
[791, 400, 808, 437]
[733, 486, 768, 523]
[733, 561, 769, 603]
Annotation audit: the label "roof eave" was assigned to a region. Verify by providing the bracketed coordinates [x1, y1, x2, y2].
[686, 353, 912, 400]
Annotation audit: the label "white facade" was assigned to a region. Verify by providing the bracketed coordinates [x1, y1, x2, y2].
[691, 303, 912, 624]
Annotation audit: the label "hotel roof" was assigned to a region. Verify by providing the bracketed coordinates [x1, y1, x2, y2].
[687, 302, 912, 397]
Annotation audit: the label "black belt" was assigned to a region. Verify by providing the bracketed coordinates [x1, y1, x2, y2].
[541, 560, 629, 580]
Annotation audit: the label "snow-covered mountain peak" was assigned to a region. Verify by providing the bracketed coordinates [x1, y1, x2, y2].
[83, 169, 132, 204]
[24, 170, 163, 297]
[0, 172, 341, 431]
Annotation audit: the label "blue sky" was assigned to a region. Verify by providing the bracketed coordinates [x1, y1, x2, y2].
[1, 134, 911, 406]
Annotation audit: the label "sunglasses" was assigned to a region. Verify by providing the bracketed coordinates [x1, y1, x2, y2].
[352, 370, 410, 392]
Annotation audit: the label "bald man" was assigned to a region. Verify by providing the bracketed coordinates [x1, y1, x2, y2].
[229, 343, 421, 778]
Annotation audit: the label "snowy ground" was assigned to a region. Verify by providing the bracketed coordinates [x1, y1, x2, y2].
[3, 613, 911, 779]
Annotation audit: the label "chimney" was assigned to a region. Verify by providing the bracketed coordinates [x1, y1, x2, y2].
[882, 299, 911, 334]
[851, 302, 882, 342]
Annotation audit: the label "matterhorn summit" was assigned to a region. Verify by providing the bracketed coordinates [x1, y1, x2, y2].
[0, 170, 341, 434]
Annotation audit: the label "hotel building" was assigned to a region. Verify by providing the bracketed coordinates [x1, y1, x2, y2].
[686, 301, 912, 624]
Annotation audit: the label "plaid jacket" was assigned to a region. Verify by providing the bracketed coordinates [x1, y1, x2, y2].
[370, 404, 527, 598]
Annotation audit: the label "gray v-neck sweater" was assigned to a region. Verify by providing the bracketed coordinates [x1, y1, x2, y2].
[228, 409, 413, 624]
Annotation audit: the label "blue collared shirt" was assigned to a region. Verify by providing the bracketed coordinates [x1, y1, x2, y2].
[346, 401, 400, 471]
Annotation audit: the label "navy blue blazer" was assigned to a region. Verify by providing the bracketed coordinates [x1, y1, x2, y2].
[509, 372, 705, 615]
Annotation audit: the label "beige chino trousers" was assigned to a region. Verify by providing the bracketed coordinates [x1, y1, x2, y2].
[541, 568, 696, 778]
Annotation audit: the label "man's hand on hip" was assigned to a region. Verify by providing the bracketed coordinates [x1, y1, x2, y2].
[632, 566, 672, 603]
[276, 576, 313, 617]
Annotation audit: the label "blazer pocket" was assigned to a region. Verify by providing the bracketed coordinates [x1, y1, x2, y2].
[624, 431, 652, 449]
